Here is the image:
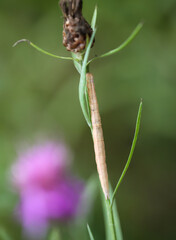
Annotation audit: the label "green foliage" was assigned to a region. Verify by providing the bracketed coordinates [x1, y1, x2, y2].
[87, 224, 95, 240]
[71, 52, 83, 74]
[102, 196, 114, 240]
[0, 0, 176, 239]
[102, 185, 123, 240]
[101, 101, 142, 240]
[88, 22, 143, 64]
[111, 198, 123, 240]
[13, 39, 74, 61]
[79, 30, 96, 128]
[111, 101, 143, 206]
[101, 192, 123, 240]
[91, 5, 98, 31]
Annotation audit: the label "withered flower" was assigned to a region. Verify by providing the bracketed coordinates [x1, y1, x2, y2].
[59, 0, 94, 52]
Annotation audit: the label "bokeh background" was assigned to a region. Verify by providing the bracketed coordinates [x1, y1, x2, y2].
[0, 0, 176, 239]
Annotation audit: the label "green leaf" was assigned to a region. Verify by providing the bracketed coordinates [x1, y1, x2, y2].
[101, 184, 123, 240]
[111, 194, 123, 240]
[0, 227, 12, 240]
[111, 100, 143, 206]
[88, 22, 143, 64]
[79, 29, 96, 128]
[13, 39, 74, 61]
[71, 52, 83, 74]
[102, 196, 112, 240]
[87, 224, 95, 240]
[91, 5, 98, 31]
[85, 86, 91, 125]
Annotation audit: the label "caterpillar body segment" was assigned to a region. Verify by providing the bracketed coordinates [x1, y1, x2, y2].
[86, 73, 109, 199]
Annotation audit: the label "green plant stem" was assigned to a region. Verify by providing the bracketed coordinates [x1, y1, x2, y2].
[79, 30, 96, 127]
[105, 199, 117, 240]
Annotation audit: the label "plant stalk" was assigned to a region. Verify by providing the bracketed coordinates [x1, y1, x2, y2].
[105, 199, 117, 240]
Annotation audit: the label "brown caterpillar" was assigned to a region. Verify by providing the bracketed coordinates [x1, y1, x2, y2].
[86, 73, 109, 199]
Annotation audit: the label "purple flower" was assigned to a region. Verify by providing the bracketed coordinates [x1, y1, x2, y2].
[11, 141, 70, 190]
[11, 140, 84, 237]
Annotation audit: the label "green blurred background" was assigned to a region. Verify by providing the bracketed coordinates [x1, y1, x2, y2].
[0, 0, 176, 239]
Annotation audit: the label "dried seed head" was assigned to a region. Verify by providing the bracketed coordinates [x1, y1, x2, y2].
[59, 0, 94, 53]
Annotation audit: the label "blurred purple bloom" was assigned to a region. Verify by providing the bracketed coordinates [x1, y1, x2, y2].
[11, 140, 84, 237]
[12, 141, 69, 190]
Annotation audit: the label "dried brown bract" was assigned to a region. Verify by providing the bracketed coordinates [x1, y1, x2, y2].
[59, 0, 94, 53]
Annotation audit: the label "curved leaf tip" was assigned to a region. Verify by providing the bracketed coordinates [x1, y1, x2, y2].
[13, 39, 30, 47]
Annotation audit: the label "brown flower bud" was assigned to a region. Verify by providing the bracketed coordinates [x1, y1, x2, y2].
[59, 0, 94, 52]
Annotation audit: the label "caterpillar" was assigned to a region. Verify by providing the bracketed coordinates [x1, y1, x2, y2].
[86, 73, 109, 199]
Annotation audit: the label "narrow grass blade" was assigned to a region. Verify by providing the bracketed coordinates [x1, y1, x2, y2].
[112, 197, 123, 240]
[87, 224, 95, 240]
[111, 100, 143, 206]
[91, 5, 98, 31]
[13, 39, 74, 61]
[102, 186, 111, 240]
[101, 183, 123, 240]
[85, 86, 91, 126]
[101, 188, 118, 240]
[88, 22, 143, 64]
[79, 30, 96, 128]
